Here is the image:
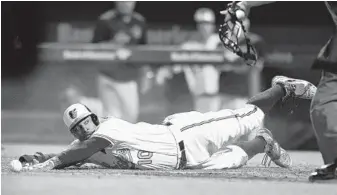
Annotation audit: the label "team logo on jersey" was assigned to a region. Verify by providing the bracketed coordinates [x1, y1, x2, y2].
[68, 108, 77, 119]
[131, 25, 142, 39]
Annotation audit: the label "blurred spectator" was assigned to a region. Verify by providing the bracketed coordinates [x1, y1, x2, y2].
[59, 84, 103, 117]
[162, 8, 257, 114]
[2, 2, 42, 78]
[180, 8, 222, 113]
[91, 1, 149, 123]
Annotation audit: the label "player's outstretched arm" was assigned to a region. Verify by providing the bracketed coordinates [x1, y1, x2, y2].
[221, 1, 276, 19]
[18, 139, 84, 165]
[242, 1, 275, 8]
[23, 137, 110, 171]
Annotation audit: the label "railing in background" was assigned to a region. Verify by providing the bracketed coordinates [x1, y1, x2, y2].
[46, 22, 331, 45]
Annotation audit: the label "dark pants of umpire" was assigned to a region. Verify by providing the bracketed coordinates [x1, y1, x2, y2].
[310, 70, 337, 164]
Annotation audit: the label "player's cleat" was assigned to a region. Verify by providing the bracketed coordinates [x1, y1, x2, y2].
[257, 128, 292, 168]
[308, 162, 337, 182]
[271, 76, 317, 100]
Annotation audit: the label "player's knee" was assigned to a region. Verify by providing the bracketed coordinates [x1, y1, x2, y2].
[225, 145, 249, 169]
[204, 145, 249, 170]
[245, 105, 265, 128]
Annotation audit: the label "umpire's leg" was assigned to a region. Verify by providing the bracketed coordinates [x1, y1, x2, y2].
[310, 70, 337, 164]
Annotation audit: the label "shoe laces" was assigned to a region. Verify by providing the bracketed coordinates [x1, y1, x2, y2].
[281, 84, 300, 115]
[261, 154, 272, 167]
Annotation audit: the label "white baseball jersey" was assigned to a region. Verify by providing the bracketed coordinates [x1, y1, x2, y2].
[70, 104, 265, 170]
[88, 118, 180, 170]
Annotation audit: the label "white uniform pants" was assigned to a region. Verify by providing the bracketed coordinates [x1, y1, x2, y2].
[168, 104, 265, 169]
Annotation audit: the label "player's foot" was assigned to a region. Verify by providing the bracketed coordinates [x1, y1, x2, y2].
[272, 76, 317, 100]
[257, 128, 292, 168]
[309, 161, 337, 182]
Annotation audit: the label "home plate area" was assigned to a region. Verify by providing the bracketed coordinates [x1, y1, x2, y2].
[2, 144, 336, 195]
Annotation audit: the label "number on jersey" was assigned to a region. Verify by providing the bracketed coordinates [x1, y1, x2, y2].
[137, 150, 153, 165]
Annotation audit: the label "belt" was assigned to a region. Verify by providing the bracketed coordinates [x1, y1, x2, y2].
[165, 123, 187, 169]
[178, 141, 187, 169]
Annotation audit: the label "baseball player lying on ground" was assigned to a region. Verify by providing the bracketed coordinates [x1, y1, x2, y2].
[17, 76, 316, 171]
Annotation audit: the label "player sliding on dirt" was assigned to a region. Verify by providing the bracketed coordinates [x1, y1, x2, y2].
[18, 76, 316, 171]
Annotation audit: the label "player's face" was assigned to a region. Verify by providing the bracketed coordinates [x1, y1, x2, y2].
[197, 22, 215, 39]
[116, 1, 136, 15]
[70, 116, 97, 141]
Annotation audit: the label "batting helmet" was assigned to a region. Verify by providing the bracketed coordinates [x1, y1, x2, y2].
[63, 103, 99, 131]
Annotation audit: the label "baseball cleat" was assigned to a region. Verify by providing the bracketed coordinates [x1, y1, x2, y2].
[272, 76, 317, 100]
[257, 128, 292, 168]
[309, 160, 337, 182]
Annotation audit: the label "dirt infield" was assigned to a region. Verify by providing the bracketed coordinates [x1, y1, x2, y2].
[1, 144, 336, 195]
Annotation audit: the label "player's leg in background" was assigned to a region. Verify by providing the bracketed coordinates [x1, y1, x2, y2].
[115, 80, 139, 123]
[97, 73, 122, 118]
[184, 65, 221, 113]
[97, 73, 139, 123]
[194, 65, 221, 112]
[164, 71, 194, 116]
[310, 70, 337, 164]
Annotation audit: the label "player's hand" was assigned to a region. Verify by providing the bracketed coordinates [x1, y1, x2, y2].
[22, 159, 55, 171]
[19, 154, 40, 165]
[155, 66, 174, 85]
[220, 1, 249, 21]
[219, 1, 258, 66]
[139, 66, 155, 94]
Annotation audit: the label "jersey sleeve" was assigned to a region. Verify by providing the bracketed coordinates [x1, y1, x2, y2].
[55, 137, 110, 169]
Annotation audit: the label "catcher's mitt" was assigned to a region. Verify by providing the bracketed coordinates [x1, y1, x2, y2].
[219, 1, 258, 66]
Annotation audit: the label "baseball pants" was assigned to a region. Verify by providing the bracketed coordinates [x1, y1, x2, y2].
[310, 70, 337, 164]
[170, 104, 265, 169]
